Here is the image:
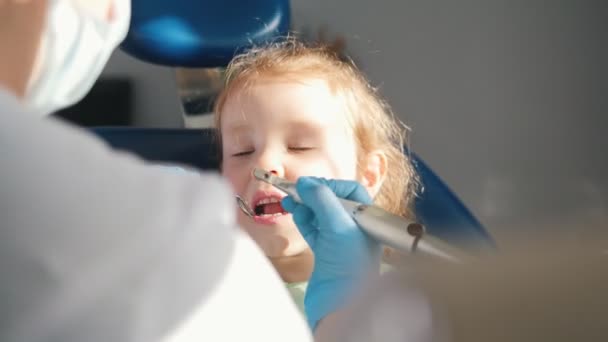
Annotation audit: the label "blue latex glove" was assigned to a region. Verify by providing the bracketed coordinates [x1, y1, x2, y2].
[281, 177, 381, 331]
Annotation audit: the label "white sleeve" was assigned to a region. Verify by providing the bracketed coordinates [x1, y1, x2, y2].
[164, 230, 312, 342]
[0, 91, 311, 342]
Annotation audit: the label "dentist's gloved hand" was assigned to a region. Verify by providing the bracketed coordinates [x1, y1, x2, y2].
[281, 177, 381, 331]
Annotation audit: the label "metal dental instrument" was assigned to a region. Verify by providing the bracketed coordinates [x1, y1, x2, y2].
[253, 168, 471, 263]
[236, 196, 255, 218]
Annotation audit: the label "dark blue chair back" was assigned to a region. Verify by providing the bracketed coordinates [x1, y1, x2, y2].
[120, 0, 290, 67]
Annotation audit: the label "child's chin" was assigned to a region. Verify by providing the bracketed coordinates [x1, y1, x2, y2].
[253, 214, 286, 226]
[237, 212, 292, 229]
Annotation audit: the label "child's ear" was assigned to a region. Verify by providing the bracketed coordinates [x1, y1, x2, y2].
[360, 150, 387, 197]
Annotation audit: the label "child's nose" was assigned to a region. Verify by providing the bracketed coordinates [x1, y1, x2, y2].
[254, 149, 285, 178]
[253, 166, 284, 179]
[253, 164, 284, 179]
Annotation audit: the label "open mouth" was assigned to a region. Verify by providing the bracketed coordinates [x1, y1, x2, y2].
[253, 196, 287, 217]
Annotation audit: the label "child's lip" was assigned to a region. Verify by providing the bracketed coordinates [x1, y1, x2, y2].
[248, 189, 289, 225]
[250, 189, 287, 208]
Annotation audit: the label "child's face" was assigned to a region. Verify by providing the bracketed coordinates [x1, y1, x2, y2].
[220, 78, 360, 258]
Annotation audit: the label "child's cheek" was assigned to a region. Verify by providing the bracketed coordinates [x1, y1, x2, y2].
[288, 159, 342, 182]
[222, 165, 248, 195]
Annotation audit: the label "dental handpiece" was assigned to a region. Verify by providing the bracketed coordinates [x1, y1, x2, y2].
[253, 168, 470, 263]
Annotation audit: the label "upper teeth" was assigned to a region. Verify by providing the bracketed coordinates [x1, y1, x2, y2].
[258, 197, 280, 205]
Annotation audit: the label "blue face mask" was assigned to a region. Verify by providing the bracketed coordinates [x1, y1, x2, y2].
[23, 0, 130, 115]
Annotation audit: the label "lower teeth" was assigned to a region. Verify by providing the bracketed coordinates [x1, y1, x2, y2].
[260, 213, 283, 217]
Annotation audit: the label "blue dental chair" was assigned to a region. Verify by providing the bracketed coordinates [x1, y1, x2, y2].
[92, 0, 494, 248]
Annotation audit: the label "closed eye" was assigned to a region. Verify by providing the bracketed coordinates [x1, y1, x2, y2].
[232, 150, 254, 157]
[289, 147, 315, 152]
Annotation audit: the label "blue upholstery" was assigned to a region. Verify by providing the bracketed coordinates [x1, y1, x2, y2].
[90, 128, 494, 247]
[412, 158, 494, 246]
[120, 0, 290, 67]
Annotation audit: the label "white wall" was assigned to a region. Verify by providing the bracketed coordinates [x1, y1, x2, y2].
[101, 0, 608, 234]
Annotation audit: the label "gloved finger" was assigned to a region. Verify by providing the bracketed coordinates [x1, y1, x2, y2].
[283, 195, 318, 245]
[281, 195, 298, 213]
[295, 177, 357, 233]
[291, 203, 315, 228]
[283, 195, 320, 227]
[291, 204, 318, 248]
[307, 177, 373, 205]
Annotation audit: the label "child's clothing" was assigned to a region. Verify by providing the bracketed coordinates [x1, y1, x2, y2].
[286, 282, 308, 315]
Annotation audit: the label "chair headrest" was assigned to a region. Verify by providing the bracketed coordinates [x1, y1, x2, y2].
[120, 0, 291, 67]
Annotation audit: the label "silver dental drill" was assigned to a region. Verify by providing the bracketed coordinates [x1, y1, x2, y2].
[237, 168, 472, 263]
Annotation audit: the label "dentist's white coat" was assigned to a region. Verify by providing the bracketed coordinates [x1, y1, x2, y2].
[0, 89, 311, 342]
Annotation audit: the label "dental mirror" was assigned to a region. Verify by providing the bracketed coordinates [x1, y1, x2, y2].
[236, 196, 255, 218]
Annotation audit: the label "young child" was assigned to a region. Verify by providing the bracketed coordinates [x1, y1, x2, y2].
[214, 38, 418, 313]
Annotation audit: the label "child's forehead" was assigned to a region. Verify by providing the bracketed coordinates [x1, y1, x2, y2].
[222, 78, 350, 123]
[221, 93, 354, 140]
